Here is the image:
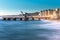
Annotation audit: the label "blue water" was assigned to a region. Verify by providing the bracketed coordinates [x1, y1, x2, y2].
[0, 20, 60, 40]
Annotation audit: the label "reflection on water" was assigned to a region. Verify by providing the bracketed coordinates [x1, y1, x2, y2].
[0, 20, 60, 40]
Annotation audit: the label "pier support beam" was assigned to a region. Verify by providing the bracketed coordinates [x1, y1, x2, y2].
[24, 13, 28, 21]
[3, 18, 6, 20]
[32, 17, 34, 20]
[13, 18, 16, 21]
[38, 18, 40, 20]
[20, 18, 22, 21]
[7, 18, 11, 20]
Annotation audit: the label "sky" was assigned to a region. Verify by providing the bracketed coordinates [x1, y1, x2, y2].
[0, 0, 60, 15]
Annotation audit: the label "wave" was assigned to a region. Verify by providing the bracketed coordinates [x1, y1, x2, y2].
[39, 19, 60, 29]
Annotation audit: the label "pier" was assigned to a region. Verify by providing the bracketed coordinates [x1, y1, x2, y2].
[1, 8, 60, 21]
[0, 15, 51, 21]
[0, 12, 41, 21]
[0, 12, 52, 21]
[0, 13, 54, 21]
[0, 15, 41, 21]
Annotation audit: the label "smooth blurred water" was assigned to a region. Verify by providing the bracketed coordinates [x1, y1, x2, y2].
[0, 20, 60, 40]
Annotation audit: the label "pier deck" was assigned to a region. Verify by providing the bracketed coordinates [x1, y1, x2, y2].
[0, 15, 50, 21]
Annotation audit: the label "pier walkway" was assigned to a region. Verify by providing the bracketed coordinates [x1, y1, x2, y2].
[0, 15, 50, 21]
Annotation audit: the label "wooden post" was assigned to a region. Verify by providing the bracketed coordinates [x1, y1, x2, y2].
[20, 18, 22, 21]
[13, 18, 16, 21]
[32, 17, 34, 20]
[24, 13, 28, 21]
[38, 18, 40, 20]
[3, 18, 6, 20]
[7, 18, 11, 20]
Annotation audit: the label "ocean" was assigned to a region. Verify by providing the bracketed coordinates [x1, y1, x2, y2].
[0, 20, 60, 40]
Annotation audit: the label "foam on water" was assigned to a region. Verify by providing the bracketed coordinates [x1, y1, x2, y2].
[39, 19, 60, 29]
[35, 20, 60, 40]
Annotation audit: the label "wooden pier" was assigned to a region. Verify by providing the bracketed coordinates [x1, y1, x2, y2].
[0, 15, 41, 21]
[0, 14, 51, 21]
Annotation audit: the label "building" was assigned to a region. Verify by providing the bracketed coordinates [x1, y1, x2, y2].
[39, 8, 60, 20]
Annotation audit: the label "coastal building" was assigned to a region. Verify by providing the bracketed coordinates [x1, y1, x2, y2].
[52, 8, 60, 19]
[39, 8, 60, 20]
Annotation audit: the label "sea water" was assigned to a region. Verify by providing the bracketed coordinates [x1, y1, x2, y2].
[0, 20, 60, 40]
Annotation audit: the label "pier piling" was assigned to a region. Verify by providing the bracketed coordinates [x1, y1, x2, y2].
[3, 18, 6, 20]
[13, 18, 16, 21]
[7, 18, 11, 20]
[20, 18, 22, 21]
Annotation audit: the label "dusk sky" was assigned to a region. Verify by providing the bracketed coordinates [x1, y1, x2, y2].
[0, 0, 60, 15]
